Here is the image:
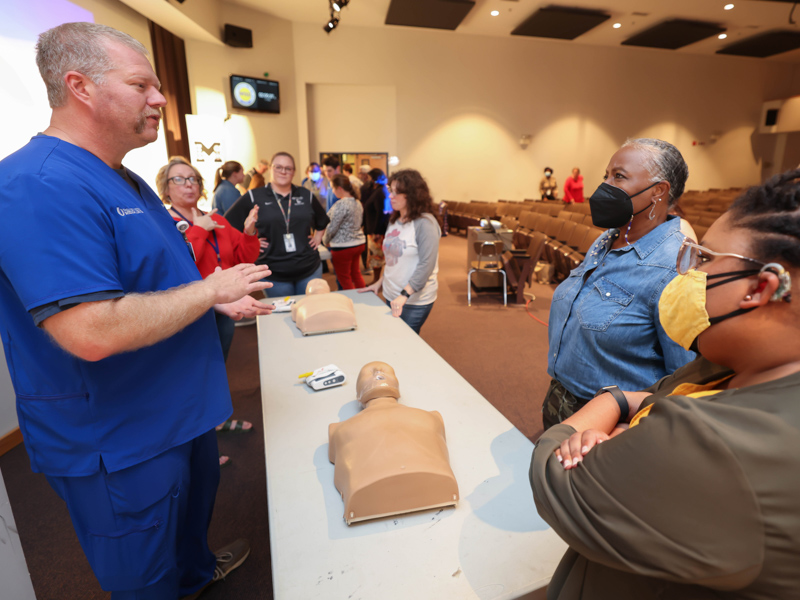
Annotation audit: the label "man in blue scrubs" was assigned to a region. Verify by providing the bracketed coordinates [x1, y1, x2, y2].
[0, 23, 272, 599]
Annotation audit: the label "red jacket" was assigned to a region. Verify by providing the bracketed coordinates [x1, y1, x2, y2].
[564, 175, 585, 203]
[172, 213, 260, 278]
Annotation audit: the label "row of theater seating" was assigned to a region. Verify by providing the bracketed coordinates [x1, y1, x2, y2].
[679, 188, 741, 241]
[445, 199, 584, 233]
[513, 211, 604, 281]
[454, 188, 744, 302]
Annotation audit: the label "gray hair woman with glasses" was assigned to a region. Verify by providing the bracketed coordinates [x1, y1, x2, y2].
[531, 169, 800, 600]
[156, 156, 261, 361]
[542, 138, 696, 430]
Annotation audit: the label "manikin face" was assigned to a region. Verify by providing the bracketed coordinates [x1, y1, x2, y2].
[304, 278, 330, 295]
[92, 40, 165, 154]
[356, 361, 400, 406]
[167, 163, 202, 207]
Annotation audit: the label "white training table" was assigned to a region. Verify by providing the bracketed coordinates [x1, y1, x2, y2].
[257, 290, 566, 599]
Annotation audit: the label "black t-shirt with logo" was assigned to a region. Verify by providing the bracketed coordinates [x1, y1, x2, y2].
[224, 184, 330, 282]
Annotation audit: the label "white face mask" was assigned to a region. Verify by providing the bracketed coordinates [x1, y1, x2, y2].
[310, 172, 321, 182]
[545, 172, 552, 178]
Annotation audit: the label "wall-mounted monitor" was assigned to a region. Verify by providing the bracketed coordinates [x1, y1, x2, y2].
[230, 75, 280, 113]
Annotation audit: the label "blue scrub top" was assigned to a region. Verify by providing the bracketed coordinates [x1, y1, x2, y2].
[0, 136, 232, 476]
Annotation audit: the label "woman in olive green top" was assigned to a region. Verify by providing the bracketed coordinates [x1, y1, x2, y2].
[531, 169, 800, 600]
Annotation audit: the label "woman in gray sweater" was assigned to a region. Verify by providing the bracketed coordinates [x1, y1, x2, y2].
[323, 174, 367, 289]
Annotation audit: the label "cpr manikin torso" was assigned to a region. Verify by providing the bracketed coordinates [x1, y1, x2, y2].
[328, 362, 459, 524]
[291, 279, 357, 335]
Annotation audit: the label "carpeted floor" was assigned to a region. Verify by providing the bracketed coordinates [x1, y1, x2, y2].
[0, 231, 556, 600]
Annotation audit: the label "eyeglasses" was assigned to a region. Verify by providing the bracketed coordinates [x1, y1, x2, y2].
[168, 176, 199, 186]
[676, 240, 764, 275]
[273, 166, 295, 173]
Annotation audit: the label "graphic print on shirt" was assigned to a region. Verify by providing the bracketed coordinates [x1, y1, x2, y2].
[383, 229, 407, 267]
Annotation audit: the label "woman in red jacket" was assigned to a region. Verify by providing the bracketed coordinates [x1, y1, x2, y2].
[156, 156, 262, 361]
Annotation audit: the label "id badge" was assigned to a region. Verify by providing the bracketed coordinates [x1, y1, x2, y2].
[283, 233, 297, 253]
[186, 241, 196, 261]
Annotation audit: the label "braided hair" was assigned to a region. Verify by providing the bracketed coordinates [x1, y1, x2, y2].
[728, 169, 800, 268]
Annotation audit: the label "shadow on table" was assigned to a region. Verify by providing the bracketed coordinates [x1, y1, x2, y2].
[457, 428, 557, 599]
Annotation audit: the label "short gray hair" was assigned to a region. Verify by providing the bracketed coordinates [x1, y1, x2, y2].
[622, 138, 688, 206]
[36, 22, 148, 108]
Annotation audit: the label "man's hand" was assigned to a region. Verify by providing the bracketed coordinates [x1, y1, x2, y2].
[216, 295, 275, 320]
[204, 264, 271, 305]
[192, 207, 224, 232]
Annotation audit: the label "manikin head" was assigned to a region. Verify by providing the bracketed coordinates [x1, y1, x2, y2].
[305, 279, 331, 295]
[356, 362, 400, 407]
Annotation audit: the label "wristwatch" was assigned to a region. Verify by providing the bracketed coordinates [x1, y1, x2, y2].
[400, 289, 411, 298]
[594, 385, 629, 422]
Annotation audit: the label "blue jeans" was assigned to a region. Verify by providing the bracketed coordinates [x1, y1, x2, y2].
[385, 299, 434, 334]
[265, 263, 324, 298]
[46, 430, 220, 599]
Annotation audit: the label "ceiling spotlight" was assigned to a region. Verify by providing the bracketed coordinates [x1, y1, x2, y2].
[612, 22, 622, 29]
[724, 3, 734, 9]
[491, 10, 499, 16]
[718, 33, 728, 39]
[324, 15, 339, 33]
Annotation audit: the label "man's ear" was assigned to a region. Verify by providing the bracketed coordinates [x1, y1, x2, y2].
[741, 272, 779, 308]
[63, 70, 94, 107]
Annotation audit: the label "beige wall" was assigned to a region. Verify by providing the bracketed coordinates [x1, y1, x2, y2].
[183, 4, 300, 179]
[306, 83, 397, 160]
[291, 22, 795, 202]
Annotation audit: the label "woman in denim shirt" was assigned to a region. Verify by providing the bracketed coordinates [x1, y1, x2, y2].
[543, 139, 696, 429]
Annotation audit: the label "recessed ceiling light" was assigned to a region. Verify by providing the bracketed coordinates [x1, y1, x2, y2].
[724, 3, 734, 10]
[718, 33, 728, 39]
[613, 23, 622, 29]
[491, 10, 500, 16]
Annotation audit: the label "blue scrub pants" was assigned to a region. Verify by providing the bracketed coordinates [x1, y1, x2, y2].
[46, 430, 219, 599]
[265, 263, 324, 298]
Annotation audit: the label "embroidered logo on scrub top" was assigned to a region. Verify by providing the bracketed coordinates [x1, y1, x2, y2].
[383, 229, 406, 267]
[116, 207, 144, 216]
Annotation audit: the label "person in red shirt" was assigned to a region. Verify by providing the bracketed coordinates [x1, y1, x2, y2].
[564, 167, 585, 203]
[156, 156, 262, 361]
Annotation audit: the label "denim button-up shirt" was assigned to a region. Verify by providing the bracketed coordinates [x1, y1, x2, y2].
[547, 215, 695, 400]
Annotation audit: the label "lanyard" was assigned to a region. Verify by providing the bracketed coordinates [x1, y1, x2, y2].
[171, 206, 220, 262]
[274, 189, 292, 234]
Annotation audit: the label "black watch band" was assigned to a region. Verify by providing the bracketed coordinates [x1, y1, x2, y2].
[595, 385, 629, 422]
[400, 289, 411, 298]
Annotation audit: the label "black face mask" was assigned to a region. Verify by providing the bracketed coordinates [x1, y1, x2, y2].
[589, 181, 661, 229]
